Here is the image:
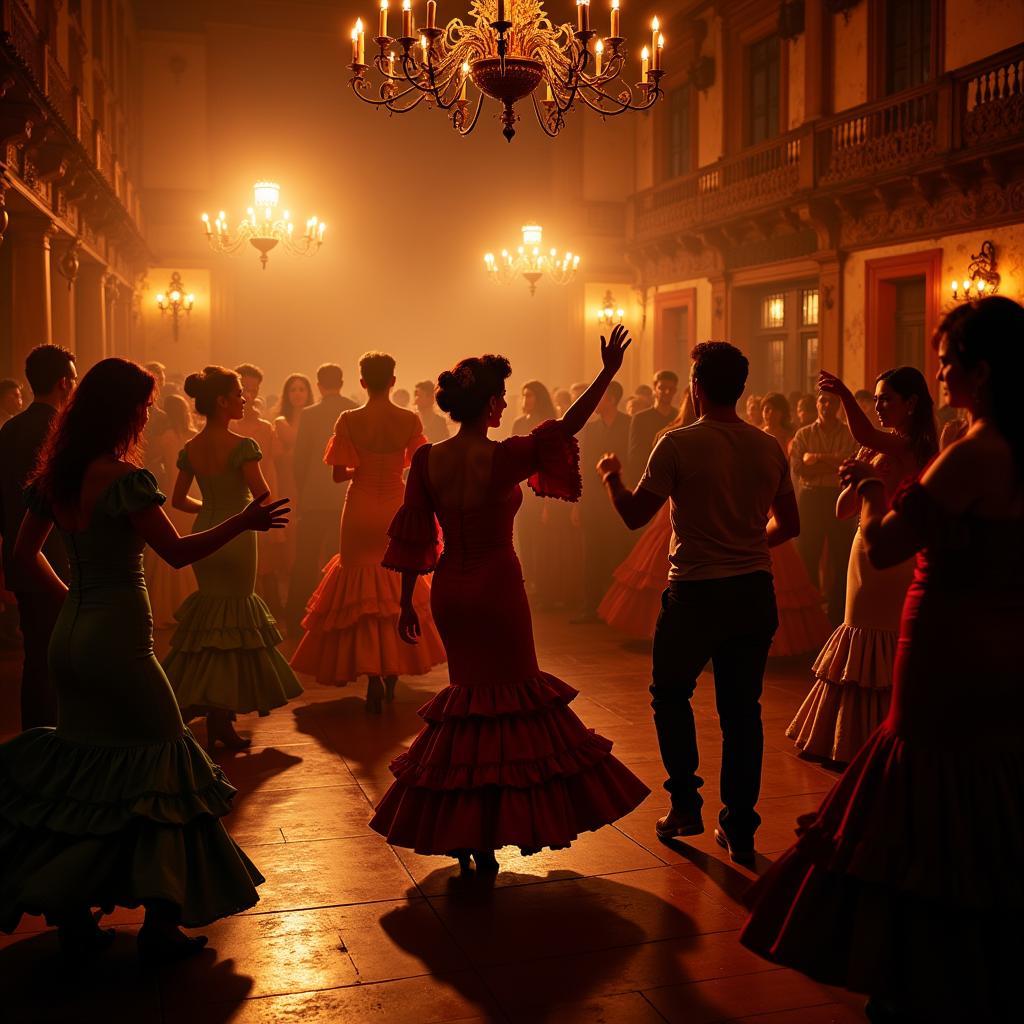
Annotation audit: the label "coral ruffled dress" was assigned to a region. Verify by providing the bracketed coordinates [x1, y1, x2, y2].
[163, 439, 302, 716]
[290, 413, 445, 683]
[599, 505, 830, 657]
[0, 472, 262, 931]
[369, 421, 650, 855]
[741, 483, 1024, 1018]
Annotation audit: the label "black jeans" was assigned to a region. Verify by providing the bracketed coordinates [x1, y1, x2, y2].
[650, 572, 778, 841]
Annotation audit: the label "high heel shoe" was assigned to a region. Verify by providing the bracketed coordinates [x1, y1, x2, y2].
[448, 849, 473, 871]
[383, 675, 398, 703]
[207, 714, 251, 751]
[137, 926, 208, 965]
[472, 849, 499, 873]
[366, 676, 384, 714]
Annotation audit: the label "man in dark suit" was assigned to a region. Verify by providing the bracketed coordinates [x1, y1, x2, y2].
[285, 362, 357, 632]
[627, 369, 679, 484]
[572, 379, 632, 623]
[0, 344, 77, 728]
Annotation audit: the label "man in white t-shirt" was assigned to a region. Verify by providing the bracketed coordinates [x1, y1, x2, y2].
[597, 341, 799, 863]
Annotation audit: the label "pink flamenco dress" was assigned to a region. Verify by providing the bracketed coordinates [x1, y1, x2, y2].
[599, 506, 829, 658]
[290, 413, 446, 684]
[741, 482, 1024, 1019]
[369, 421, 650, 855]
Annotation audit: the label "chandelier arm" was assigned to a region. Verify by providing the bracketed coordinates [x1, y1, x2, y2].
[574, 80, 663, 115]
[451, 90, 486, 134]
[350, 74, 432, 113]
[530, 91, 565, 138]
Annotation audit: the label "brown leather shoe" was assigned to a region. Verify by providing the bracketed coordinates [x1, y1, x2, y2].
[655, 809, 705, 839]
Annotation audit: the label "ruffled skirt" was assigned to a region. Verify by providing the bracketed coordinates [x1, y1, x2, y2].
[740, 725, 1024, 1017]
[768, 541, 832, 657]
[598, 506, 669, 638]
[369, 672, 651, 854]
[290, 556, 446, 684]
[163, 592, 303, 716]
[0, 727, 262, 931]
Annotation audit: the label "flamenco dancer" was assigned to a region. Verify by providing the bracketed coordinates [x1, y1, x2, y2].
[290, 352, 445, 712]
[741, 297, 1024, 1020]
[370, 326, 649, 870]
[163, 366, 302, 750]
[786, 367, 937, 764]
[0, 359, 284, 959]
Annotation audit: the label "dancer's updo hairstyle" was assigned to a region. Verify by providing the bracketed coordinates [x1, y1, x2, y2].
[184, 365, 239, 417]
[435, 355, 512, 423]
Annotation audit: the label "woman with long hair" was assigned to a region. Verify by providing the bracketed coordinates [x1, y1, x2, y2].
[290, 353, 445, 711]
[786, 365, 938, 764]
[742, 297, 1024, 1019]
[273, 373, 313, 590]
[145, 393, 198, 628]
[163, 366, 302, 750]
[760, 393, 833, 657]
[370, 327, 649, 871]
[0, 358, 286, 960]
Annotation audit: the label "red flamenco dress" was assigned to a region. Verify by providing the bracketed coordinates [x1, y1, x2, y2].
[370, 421, 650, 855]
[740, 483, 1024, 1018]
[599, 505, 829, 657]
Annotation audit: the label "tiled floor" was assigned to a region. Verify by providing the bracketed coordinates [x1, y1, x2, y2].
[0, 613, 867, 1023]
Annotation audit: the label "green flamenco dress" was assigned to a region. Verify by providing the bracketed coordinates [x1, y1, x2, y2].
[0, 470, 262, 931]
[163, 438, 302, 716]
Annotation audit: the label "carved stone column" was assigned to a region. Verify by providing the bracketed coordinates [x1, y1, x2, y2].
[74, 260, 108, 370]
[49, 236, 76, 348]
[8, 216, 54, 374]
[817, 254, 844, 374]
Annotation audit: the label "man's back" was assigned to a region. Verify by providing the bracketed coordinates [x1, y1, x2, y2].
[643, 418, 792, 581]
[628, 405, 678, 483]
[294, 394, 358, 510]
[0, 403, 68, 589]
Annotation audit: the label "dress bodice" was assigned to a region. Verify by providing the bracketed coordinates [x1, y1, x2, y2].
[324, 411, 426, 499]
[178, 438, 261, 519]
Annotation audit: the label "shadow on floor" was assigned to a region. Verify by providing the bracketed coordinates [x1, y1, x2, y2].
[382, 868, 723, 1024]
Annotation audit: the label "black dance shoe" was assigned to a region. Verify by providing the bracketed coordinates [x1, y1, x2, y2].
[714, 827, 755, 865]
[383, 676, 398, 702]
[365, 676, 385, 714]
[655, 809, 705, 840]
[137, 926, 209, 964]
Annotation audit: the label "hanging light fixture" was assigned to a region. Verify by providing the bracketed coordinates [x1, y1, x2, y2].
[201, 181, 325, 269]
[483, 223, 580, 295]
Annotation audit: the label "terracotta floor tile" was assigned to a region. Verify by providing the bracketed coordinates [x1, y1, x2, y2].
[218, 743, 357, 793]
[506, 990, 668, 1024]
[643, 967, 851, 1023]
[722, 1004, 866, 1023]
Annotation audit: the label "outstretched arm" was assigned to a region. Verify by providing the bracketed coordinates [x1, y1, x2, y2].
[818, 371, 904, 457]
[559, 325, 632, 436]
[597, 453, 667, 530]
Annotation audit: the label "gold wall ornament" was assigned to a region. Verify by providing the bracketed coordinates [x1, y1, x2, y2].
[201, 181, 325, 270]
[950, 241, 1000, 303]
[155, 271, 195, 340]
[596, 289, 624, 327]
[349, 0, 667, 142]
[483, 223, 580, 294]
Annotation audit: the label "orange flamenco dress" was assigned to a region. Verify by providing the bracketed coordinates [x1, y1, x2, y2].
[599, 505, 829, 657]
[370, 421, 649, 855]
[290, 413, 445, 684]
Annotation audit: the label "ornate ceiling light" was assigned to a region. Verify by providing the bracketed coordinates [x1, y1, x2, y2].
[155, 271, 195, 340]
[484, 223, 580, 294]
[201, 181, 325, 270]
[348, 1, 666, 142]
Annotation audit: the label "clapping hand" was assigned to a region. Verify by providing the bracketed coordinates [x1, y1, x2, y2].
[600, 324, 632, 375]
[240, 493, 291, 532]
[838, 457, 876, 489]
[597, 453, 622, 480]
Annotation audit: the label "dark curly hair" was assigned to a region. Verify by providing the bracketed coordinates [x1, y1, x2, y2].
[184, 365, 239, 417]
[435, 355, 512, 424]
[28, 358, 154, 507]
[690, 341, 749, 406]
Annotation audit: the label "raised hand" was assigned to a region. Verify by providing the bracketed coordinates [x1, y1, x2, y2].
[600, 324, 632, 375]
[597, 452, 622, 479]
[398, 604, 421, 645]
[817, 370, 851, 399]
[240, 493, 291, 532]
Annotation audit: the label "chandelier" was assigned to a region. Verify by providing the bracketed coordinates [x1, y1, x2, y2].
[348, 1, 666, 142]
[484, 223, 579, 295]
[201, 181, 325, 270]
[155, 272, 195, 340]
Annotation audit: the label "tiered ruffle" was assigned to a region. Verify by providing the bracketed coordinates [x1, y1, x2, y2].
[163, 592, 302, 716]
[526, 420, 583, 502]
[0, 728, 262, 931]
[598, 507, 669, 637]
[741, 726, 1024, 1016]
[370, 671, 650, 854]
[768, 542, 832, 657]
[786, 624, 895, 762]
[290, 556, 446, 683]
[383, 505, 440, 575]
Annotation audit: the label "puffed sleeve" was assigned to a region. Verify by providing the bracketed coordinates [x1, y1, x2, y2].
[22, 482, 53, 521]
[229, 437, 263, 468]
[324, 412, 360, 467]
[382, 444, 440, 574]
[176, 447, 192, 473]
[404, 416, 428, 469]
[105, 469, 167, 517]
[500, 419, 582, 501]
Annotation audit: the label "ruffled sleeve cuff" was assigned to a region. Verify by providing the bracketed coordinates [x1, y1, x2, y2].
[527, 419, 582, 502]
[324, 415, 359, 467]
[381, 506, 440, 575]
[229, 437, 262, 468]
[105, 469, 167, 517]
[22, 482, 53, 521]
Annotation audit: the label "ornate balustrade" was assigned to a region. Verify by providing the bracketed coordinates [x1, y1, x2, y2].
[956, 46, 1024, 146]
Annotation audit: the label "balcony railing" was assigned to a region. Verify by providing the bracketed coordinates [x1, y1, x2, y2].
[631, 41, 1024, 246]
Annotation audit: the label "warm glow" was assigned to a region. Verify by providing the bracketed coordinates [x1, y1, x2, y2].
[155, 293, 165, 304]
[652, 16, 660, 32]
[522, 224, 543, 246]
[641, 46, 649, 58]
[596, 39, 604, 54]
[462, 60, 470, 73]
[381, 1, 388, 9]
[402, 0, 410, 8]
[253, 181, 280, 209]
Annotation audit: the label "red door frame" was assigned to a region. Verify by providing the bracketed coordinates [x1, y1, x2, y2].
[653, 287, 697, 376]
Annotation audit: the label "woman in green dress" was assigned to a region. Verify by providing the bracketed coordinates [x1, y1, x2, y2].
[0, 358, 288, 960]
[163, 366, 303, 749]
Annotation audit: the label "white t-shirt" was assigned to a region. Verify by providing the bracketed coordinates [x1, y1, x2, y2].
[640, 417, 794, 582]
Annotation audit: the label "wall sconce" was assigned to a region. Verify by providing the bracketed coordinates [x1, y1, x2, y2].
[155, 271, 195, 339]
[596, 290, 625, 328]
[950, 240, 1000, 302]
